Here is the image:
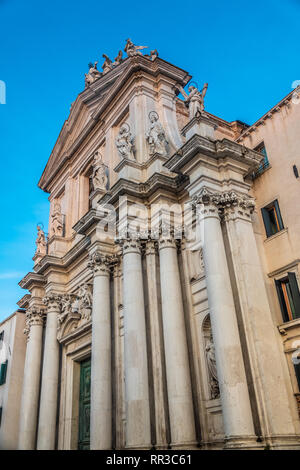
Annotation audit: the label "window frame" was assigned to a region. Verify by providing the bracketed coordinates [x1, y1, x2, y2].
[275, 272, 300, 323]
[261, 199, 284, 238]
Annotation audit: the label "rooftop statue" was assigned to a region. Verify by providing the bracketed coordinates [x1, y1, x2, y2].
[35, 225, 47, 255]
[102, 54, 113, 74]
[124, 38, 148, 57]
[85, 61, 102, 87]
[178, 82, 208, 119]
[150, 49, 158, 61]
[113, 50, 123, 66]
[115, 123, 134, 159]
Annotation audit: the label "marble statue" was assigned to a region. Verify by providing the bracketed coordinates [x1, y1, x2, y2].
[124, 38, 147, 57]
[206, 336, 220, 399]
[146, 111, 168, 156]
[115, 123, 134, 159]
[150, 49, 158, 61]
[102, 54, 112, 74]
[91, 150, 108, 191]
[50, 202, 64, 237]
[85, 62, 101, 87]
[113, 50, 123, 66]
[35, 225, 47, 255]
[179, 83, 208, 119]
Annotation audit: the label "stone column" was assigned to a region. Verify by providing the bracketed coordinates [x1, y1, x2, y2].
[158, 234, 197, 448]
[145, 241, 168, 448]
[88, 251, 112, 449]
[194, 189, 256, 448]
[121, 237, 151, 449]
[222, 194, 300, 447]
[18, 307, 45, 450]
[36, 294, 61, 450]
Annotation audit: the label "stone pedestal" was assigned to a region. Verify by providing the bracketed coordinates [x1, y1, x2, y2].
[89, 251, 112, 449]
[36, 294, 61, 450]
[181, 114, 217, 141]
[121, 238, 151, 449]
[18, 307, 44, 450]
[158, 237, 197, 448]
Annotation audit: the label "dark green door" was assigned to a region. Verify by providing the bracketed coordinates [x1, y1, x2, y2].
[78, 358, 91, 450]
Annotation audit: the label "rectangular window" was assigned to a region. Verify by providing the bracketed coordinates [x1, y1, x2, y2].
[0, 360, 8, 386]
[276, 273, 300, 322]
[261, 199, 284, 237]
[253, 142, 270, 178]
[0, 331, 3, 342]
[295, 363, 300, 392]
[0, 407, 2, 427]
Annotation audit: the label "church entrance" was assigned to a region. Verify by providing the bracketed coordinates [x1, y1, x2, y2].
[78, 358, 91, 450]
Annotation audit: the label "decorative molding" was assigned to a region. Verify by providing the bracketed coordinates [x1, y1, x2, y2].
[88, 251, 115, 275]
[43, 293, 62, 310]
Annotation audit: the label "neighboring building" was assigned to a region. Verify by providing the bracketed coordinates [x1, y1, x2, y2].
[4, 42, 300, 450]
[0, 310, 26, 450]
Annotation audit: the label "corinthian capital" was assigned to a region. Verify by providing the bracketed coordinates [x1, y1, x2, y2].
[43, 293, 62, 310]
[24, 306, 46, 340]
[88, 251, 114, 275]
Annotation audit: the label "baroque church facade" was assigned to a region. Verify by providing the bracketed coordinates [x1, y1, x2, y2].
[11, 40, 300, 450]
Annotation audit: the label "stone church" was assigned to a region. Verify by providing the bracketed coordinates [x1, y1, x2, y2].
[11, 40, 300, 450]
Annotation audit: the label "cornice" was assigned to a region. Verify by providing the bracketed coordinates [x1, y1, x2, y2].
[17, 293, 31, 309]
[34, 236, 91, 274]
[19, 272, 46, 290]
[164, 134, 263, 174]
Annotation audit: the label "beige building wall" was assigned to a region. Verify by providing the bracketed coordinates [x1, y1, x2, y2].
[0, 310, 26, 450]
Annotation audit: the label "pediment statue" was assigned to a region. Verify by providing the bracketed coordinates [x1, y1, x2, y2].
[124, 38, 147, 57]
[115, 123, 135, 159]
[91, 150, 108, 191]
[50, 202, 64, 237]
[146, 111, 168, 156]
[178, 82, 208, 119]
[35, 225, 47, 255]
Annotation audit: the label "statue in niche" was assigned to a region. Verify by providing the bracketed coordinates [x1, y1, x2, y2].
[91, 150, 108, 191]
[205, 335, 220, 399]
[50, 202, 64, 237]
[113, 50, 123, 66]
[102, 54, 112, 74]
[35, 225, 47, 255]
[178, 83, 208, 119]
[150, 49, 158, 61]
[85, 61, 101, 87]
[146, 111, 168, 156]
[124, 38, 148, 57]
[115, 123, 134, 159]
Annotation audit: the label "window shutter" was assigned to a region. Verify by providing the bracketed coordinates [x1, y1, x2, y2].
[288, 272, 300, 319]
[0, 360, 8, 386]
[274, 200, 284, 230]
[261, 207, 272, 237]
[275, 280, 288, 322]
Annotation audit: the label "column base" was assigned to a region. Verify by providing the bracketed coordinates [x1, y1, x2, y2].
[170, 441, 199, 450]
[125, 444, 153, 450]
[265, 435, 300, 450]
[224, 435, 263, 450]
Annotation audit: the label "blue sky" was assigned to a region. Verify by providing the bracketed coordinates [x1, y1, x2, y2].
[0, 0, 299, 321]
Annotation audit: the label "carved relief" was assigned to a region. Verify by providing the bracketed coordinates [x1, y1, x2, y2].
[146, 111, 168, 156]
[56, 284, 93, 339]
[115, 123, 135, 159]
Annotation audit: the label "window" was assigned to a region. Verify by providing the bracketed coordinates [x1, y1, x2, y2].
[252, 142, 270, 178]
[0, 360, 8, 386]
[275, 273, 300, 322]
[261, 199, 284, 237]
[0, 407, 2, 427]
[295, 362, 300, 392]
[0, 331, 3, 342]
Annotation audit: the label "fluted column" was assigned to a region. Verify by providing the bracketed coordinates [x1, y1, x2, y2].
[158, 234, 197, 449]
[18, 307, 45, 449]
[121, 237, 151, 449]
[36, 294, 61, 450]
[88, 251, 113, 449]
[194, 189, 256, 448]
[145, 241, 168, 448]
